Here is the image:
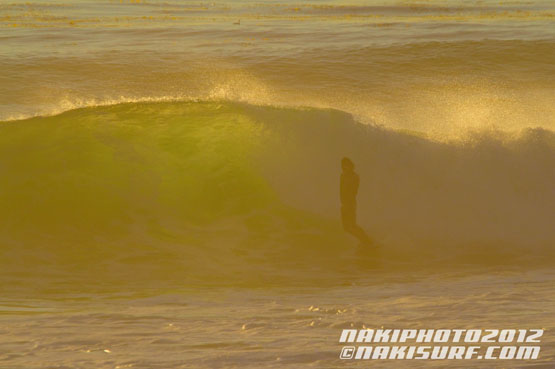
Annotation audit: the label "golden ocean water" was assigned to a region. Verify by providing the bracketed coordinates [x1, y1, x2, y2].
[1, 1, 554, 368]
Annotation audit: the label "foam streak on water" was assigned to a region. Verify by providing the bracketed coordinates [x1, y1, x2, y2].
[1, 270, 554, 368]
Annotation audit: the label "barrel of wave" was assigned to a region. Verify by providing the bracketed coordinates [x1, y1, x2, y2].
[0, 101, 357, 286]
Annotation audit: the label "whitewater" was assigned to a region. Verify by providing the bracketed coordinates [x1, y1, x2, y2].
[1, 0, 554, 368]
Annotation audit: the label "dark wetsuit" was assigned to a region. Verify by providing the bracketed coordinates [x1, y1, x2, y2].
[340, 169, 371, 245]
[340, 170, 359, 229]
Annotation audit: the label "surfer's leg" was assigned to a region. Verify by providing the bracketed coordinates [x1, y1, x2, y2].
[342, 205, 372, 245]
[341, 205, 355, 231]
[340, 206, 349, 231]
[341, 206, 372, 245]
[351, 225, 372, 245]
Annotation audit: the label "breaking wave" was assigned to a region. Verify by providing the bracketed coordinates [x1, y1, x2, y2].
[1, 101, 554, 286]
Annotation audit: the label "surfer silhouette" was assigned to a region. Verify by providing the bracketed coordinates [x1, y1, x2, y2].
[340, 157, 372, 246]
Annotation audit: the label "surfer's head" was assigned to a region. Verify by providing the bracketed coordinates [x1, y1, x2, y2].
[341, 157, 354, 171]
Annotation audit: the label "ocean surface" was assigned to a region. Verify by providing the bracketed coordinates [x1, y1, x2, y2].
[1, 0, 554, 368]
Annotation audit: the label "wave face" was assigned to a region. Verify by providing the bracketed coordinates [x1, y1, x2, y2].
[1, 102, 554, 286]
